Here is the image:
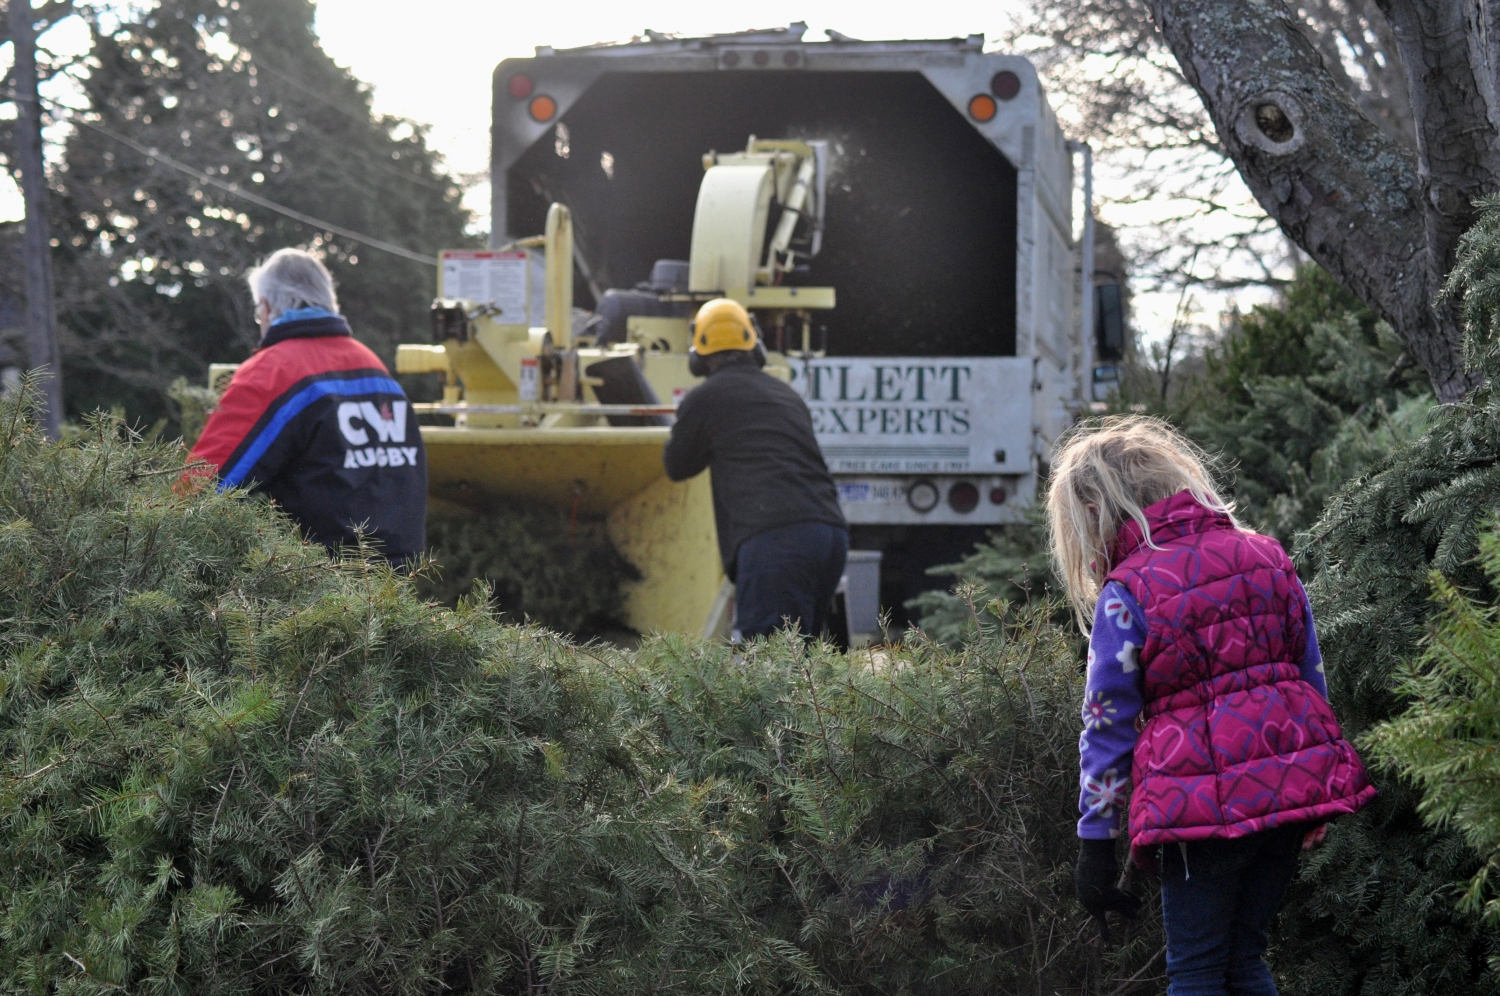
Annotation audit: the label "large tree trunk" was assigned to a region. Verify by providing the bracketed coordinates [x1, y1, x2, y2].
[1146, 0, 1500, 404]
[10, 0, 63, 436]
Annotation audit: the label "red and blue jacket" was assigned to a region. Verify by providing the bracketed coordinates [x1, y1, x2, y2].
[189, 310, 427, 561]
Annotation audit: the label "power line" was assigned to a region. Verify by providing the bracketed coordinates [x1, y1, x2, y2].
[27, 92, 439, 266]
[72, 114, 438, 266]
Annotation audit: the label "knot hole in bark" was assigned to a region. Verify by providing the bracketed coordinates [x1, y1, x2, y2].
[1235, 92, 1305, 155]
[1255, 104, 1294, 143]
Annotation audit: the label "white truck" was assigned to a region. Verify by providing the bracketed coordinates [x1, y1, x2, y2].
[423, 23, 1101, 630]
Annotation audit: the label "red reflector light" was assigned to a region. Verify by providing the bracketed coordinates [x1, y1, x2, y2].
[528, 95, 557, 122]
[989, 487, 1007, 505]
[968, 94, 997, 122]
[508, 74, 533, 99]
[948, 481, 980, 513]
[991, 70, 1021, 100]
[753, 50, 770, 66]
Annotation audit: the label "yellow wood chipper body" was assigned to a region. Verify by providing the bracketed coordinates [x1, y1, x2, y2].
[399, 139, 835, 639]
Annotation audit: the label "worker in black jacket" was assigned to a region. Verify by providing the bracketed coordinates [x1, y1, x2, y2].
[664, 298, 848, 641]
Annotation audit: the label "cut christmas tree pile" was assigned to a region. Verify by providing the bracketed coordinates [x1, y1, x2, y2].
[0, 386, 790, 994]
[419, 505, 638, 638]
[0, 384, 1154, 994]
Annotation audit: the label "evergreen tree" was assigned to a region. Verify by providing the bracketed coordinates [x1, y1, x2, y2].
[1188, 264, 1432, 544]
[0, 383, 809, 994]
[1364, 525, 1500, 946]
[49, 0, 475, 428]
[419, 506, 640, 637]
[1265, 197, 1500, 995]
[904, 508, 1066, 644]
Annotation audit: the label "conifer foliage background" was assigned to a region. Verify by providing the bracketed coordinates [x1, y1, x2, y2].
[1363, 526, 1500, 941]
[28, 0, 475, 428]
[1266, 196, 1500, 996]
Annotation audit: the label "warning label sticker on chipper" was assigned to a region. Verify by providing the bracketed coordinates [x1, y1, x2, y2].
[439, 250, 531, 324]
[785, 357, 1034, 474]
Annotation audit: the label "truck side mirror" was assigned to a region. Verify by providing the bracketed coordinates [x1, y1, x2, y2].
[1095, 283, 1125, 360]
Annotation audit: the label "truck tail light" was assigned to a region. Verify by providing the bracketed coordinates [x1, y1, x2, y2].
[948, 481, 980, 513]
[509, 74, 534, 99]
[968, 94, 997, 122]
[907, 480, 939, 514]
[991, 71, 1021, 100]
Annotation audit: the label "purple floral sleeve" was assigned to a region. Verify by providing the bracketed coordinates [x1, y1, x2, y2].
[1297, 580, 1329, 700]
[1078, 581, 1148, 840]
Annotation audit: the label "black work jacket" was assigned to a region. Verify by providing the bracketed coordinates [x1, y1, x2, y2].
[663, 357, 845, 576]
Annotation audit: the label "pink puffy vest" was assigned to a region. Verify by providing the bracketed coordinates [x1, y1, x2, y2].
[1107, 491, 1375, 846]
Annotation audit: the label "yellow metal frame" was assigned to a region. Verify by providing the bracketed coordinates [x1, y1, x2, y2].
[418, 423, 725, 636]
[394, 137, 840, 638]
[607, 471, 724, 637]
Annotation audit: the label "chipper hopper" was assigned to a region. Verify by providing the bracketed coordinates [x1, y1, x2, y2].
[396, 138, 836, 638]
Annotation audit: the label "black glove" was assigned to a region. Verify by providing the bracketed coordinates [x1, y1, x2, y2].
[1075, 837, 1142, 942]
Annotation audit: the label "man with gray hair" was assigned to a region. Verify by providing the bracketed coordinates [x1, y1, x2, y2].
[188, 248, 427, 562]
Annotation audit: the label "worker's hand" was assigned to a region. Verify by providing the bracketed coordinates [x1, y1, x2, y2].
[1302, 824, 1328, 851]
[173, 474, 206, 497]
[1076, 837, 1141, 943]
[173, 460, 214, 497]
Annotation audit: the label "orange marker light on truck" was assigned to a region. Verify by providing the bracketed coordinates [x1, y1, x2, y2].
[529, 95, 557, 122]
[968, 94, 997, 122]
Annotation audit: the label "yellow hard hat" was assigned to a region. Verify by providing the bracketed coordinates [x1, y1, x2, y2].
[692, 298, 757, 355]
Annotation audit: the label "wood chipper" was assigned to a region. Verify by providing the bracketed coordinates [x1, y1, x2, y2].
[395, 137, 837, 638]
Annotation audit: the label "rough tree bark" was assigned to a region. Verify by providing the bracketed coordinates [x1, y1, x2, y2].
[1146, 0, 1500, 403]
[6, 0, 72, 437]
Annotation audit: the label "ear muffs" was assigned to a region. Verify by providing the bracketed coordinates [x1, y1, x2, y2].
[749, 316, 767, 367]
[689, 347, 710, 378]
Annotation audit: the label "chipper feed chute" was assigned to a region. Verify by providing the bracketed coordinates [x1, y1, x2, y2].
[398, 204, 722, 638]
[420, 422, 725, 638]
[401, 139, 833, 639]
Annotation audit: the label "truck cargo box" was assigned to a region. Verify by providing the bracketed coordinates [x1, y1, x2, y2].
[493, 27, 1081, 381]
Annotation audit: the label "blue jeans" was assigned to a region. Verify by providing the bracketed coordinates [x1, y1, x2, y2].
[734, 522, 848, 640]
[1160, 824, 1305, 996]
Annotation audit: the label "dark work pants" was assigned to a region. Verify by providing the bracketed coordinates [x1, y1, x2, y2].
[1160, 823, 1307, 996]
[733, 522, 849, 641]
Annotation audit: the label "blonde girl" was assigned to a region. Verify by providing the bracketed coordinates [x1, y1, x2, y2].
[1049, 416, 1373, 996]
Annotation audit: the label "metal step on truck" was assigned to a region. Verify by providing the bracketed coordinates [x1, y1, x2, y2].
[390, 22, 1105, 643]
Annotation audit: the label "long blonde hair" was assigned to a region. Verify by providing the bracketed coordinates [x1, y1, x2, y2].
[1047, 415, 1242, 632]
